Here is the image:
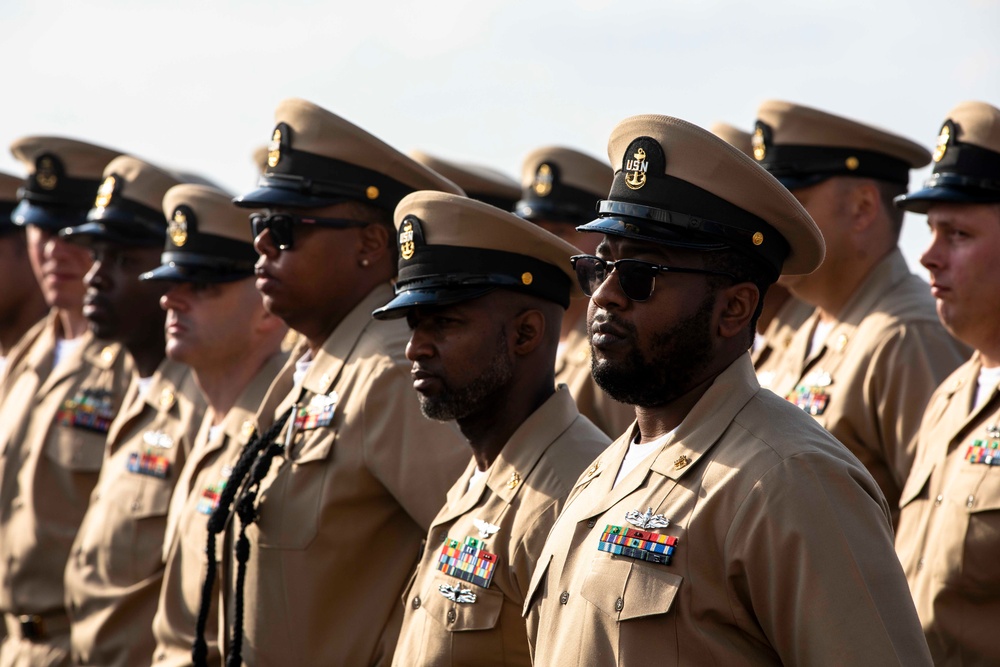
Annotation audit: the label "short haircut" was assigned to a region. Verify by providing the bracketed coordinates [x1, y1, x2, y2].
[702, 248, 774, 349]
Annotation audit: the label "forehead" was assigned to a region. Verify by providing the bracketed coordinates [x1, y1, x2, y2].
[927, 202, 1000, 226]
[596, 236, 706, 264]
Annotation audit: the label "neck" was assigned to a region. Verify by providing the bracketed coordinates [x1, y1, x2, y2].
[458, 378, 555, 471]
[128, 345, 166, 378]
[197, 352, 275, 425]
[804, 247, 893, 321]
[57, 307, 90, 340]
[0, 299, 49, 355]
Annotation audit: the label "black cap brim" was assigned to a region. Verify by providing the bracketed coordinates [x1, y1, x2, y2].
[772, 173, 832, 191]
[60, 221, 163, 247]
[576, 214, 730, 252]
[12, 200, 88, 231]
[233, 184, 348, 210]
[139, 262, 254, 284]
[371, 286, 495, 321]
[895, 185, 1000, 214]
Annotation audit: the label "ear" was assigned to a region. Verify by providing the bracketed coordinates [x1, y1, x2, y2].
[716, 282, 759, 340]
[510, 309, 546, 356]
[849, 180, 881, 233]
[357, 223, 390, 266]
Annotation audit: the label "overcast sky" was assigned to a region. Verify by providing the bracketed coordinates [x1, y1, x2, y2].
[2, 0, 997, 277]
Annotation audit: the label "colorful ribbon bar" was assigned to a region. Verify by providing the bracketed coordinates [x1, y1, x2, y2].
[598, 523, 677, 565]
[56, 389, 116, 433]
[437, 535, 498, 589]
[966, 439, 1000, 466]
[127, 450, 171, 479]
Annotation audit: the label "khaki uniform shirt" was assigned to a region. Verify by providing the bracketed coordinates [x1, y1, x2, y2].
[392, 387, 609, 666]
[750, 295, 813, 370]
[754, 250, 969, 515]
[151, 353, 286, 667]
[64, 359, 205, 666]
[523, 354, 933, 667]
[0, 313, 131, 665]
[896, 353, 1000, 665]
[222, 284, 469, 667]
[555, 319, 634, 439]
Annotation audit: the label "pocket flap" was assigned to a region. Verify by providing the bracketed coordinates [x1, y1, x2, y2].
[899, 462, 933, 508]
[581, 555, 681, 621]
[421, 572, 504, 632]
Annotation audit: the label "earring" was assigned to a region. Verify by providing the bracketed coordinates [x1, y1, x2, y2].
[360, 258, 370, 267]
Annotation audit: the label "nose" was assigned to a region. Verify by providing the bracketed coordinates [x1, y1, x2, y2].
[590, 264, 627, 311]
[405, 323, 434, 363]
[920, 230, 944, 272]
[84, 258, 107, 289]
[253, 227, 279, 258]
[160, 284, 190, 313]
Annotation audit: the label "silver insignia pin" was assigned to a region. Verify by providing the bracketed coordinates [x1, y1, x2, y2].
[438, 583, 477, 604]
[473, 518, 500, 538]
[143, 431, 174, 449]
[625, 507, 670, 529]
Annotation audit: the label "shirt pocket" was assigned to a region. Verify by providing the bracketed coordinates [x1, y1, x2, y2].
[254, 429, 335, 550]
[47, 423, 106, 472]
[420, 571, 505, 664]
[958, 469, 1000, 593]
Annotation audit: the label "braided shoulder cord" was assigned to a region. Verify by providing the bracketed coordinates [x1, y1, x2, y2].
[192, 408, 292, 667]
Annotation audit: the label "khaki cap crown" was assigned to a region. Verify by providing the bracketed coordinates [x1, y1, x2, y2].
[710, 122, 754, 158]
[410, 150, 520, 211]
[372, 191, 582, 319]
[141, 184, 258, 283]
[896, 101, 1000, 212]
[753, 100, 930, 188]
[9, 136, 123, 229]
[515, 146, 612, 224]
[61, 156, 182, 246]
[579, 114, 824, 277]
[236, 98, 463, 211]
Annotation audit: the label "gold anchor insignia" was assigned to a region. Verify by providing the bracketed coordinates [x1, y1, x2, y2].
[240, 420, 256, 439]
[533, 163, 554, 196]
[673, 454, 691, 470]
[933, 124, 951, 163]
[36, 157, 58, 190]
[399, 220, 415, 260]
[94, 175, 117, 208]
[159, 389, 175, 409]
[752, 127, 766, 161]
[506, 471, 521, 489]
[168, 209, 188, 246]
[267, 128, 282, 168]
[624, 147, 648, 190]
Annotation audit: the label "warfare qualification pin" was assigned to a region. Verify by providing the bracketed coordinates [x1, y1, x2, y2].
[438, 583, 477, 604]
[625, 507, 670, 530]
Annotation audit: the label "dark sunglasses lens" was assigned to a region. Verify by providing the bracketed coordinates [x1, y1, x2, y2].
[616, 261, 655, 301]
[574, 257, 606, 297]
[251, 214, 294, 249]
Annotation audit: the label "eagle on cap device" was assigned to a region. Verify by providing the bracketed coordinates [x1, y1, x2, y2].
[579, 114, 824, 279]
[235, 98, 463, 211]
[752, 100, 931, 190]
[895, 101, 1000, 213]
[60, 156, 182, 247]
[515, 146, 612, 224]
[141, 184, 258, 283]
[410, 150, 521, 211]
[371, 191, 582, 320]
[8, 136, 123, 230]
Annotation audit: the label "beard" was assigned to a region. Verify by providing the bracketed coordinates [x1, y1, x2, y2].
[590, 293, 715, 408]
[418, 330, 514, 421]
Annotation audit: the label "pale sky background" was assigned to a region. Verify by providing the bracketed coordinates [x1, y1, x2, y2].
[2, 0, 998, 278]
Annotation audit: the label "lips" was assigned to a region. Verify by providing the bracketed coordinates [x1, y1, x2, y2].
[82, 293, 112, 323]
[165, 314, 188, 336]
[590, 313, 632, 350]
[928, 280, 950, 299]
[255, 264, 279, 294]
[411, 366, 441, 393]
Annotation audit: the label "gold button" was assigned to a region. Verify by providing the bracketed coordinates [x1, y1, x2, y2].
[845, 156, 859, 170]
[673, 455, 691, 470]
[506, 471, 521, 489]
[159, 389, 175, 409]
[366, 186, 379, 200]
[521, 272, 533, 286]
[752, 231, 764, 246]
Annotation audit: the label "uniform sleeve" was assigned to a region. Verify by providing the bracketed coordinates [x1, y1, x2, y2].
[359, 360, 470, 529]
[867, 323, 967, 490]
[725, 452, 933, 666]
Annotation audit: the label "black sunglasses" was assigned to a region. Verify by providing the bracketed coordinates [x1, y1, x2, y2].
[570, 254, 736, 302]
[249, 212, 369, 250]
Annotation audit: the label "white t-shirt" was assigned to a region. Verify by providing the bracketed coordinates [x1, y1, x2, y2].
[466, 465, 487, 495]
[293, 350, 313, 388]
[807, 319, 835, 361]
[53, 337, 84, 369]
[613, 430, 675, 488]
[975, 365, 1000, 411]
